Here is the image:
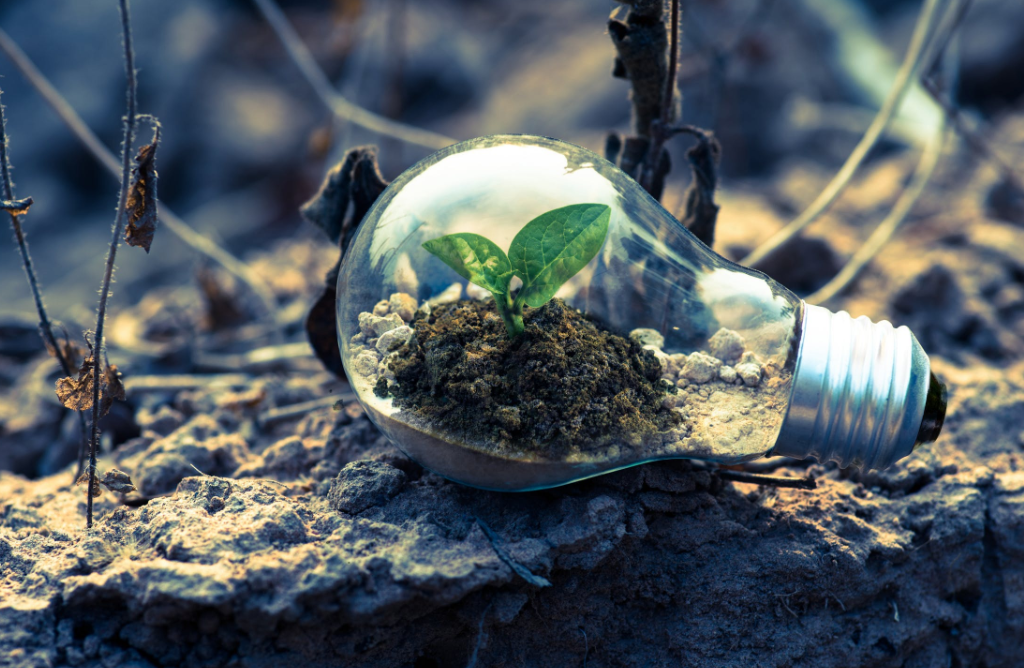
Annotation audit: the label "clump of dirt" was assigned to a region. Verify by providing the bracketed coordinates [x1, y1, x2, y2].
[376, 298, 680, 460]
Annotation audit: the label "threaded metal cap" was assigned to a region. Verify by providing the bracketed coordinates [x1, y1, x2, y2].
[771, 304, 944, 470]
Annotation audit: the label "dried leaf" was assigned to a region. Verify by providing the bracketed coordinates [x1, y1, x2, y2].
[75, 472, 102, 498]
[99, 468, 136, 495]
[56, 356, 96, 412]
[306, 284, 344, 377]
[104, 364, 126, 409]
[0, 196, 32, 216]
[303, 147, 389, 380]
[679, 128, 721, 248]
[124, 127, 160, 253]
[55, 347, 126, 417]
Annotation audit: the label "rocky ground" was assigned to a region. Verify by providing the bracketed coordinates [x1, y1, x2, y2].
[4, 128, 1024, 664]
[2, 350, 1023, 667]
[3, 0, 1024, 666]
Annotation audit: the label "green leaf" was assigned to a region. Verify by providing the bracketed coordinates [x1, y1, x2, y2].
[508, 203, 611, 308]
[422, 233, 514, 295]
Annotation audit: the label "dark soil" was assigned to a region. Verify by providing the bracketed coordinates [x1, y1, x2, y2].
[377, 298, 680, 460]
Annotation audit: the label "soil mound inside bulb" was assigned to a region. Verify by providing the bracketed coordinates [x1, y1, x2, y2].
[376, 298, 681, 460]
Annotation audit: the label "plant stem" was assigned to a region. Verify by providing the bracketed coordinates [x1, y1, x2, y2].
[0, 88, 91, 478]
[0, 27, 282, 336]
[493, 292, 525, 339]
[87, 0, 137, 530]
[639, 0, 680, 195]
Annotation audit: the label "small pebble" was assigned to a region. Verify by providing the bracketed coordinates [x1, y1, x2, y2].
[644, 345, 671, 373]
[661, 393, 685, 409]
[389, 293, 417, 322]
[358, 312, 376, 337]
[718, 365, 738, 383]
[364, 313, 405, 337]
[372, 300, 390, 316]
[376, 325, 413, 352]
[735, 362, 762, 387]
[667, 353, 686, 377]
[352, 350, 380, 377]
[709, 328, 745, 363]
[681, 352, 722, 384]
[630, 328, 665, 349]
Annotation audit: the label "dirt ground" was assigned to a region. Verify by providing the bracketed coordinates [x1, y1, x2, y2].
[3, 0, 1024, 666]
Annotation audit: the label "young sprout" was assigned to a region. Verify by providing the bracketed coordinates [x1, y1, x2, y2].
[422, 203, 611, 338]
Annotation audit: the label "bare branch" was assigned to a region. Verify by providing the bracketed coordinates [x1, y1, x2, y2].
[741, 0, 948, 269]
[0, 96, 69, 377]
[87, 0, 138, 530]
[807, 3, 966, 305]
[250, 0, 456, 151]
[806, 117, 947, 305]
[921, 78, 1024, 192]
[0, 27, 281, 332]
[257, 395, 357, 429]
[0, 87, 92, 479]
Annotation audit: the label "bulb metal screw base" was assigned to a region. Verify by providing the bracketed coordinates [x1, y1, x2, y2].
[772, 304, 944, 471]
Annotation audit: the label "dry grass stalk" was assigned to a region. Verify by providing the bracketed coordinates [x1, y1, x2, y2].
[251, 0, 456, 150]
[0, 27, 282, 334]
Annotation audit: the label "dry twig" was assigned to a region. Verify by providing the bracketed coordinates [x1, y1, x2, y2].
[807, 115, 947, 305]
[741, 0, 947, 269]
[0, 88, 91, 477]
[921, 77, 1024, 193]
[193, 342, 314, 372]
[86, 0, 138, 529]
[124, 374, 253, 394]
[714, 468, 817, 491]
[0, 27, 281, 333]
[806, 2, 966, 304]
[256, 395, 357, 428]
[250, 0, 456, 150]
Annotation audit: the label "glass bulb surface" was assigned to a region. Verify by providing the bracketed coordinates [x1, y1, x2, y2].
[336, 135, 943, 491]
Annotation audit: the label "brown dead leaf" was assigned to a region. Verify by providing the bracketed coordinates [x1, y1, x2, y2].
[104, 364, 126, 410]
[99, 468, 136, 495]
[124, 127, 160, 253]
[76, 469, 137, 497]
[75, 472, 102, 498]
[0, 196, 32, 217]
[56, 356, 96, 412]
[55, 347, 127, 417]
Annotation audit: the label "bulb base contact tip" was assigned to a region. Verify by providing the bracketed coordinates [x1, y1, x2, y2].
[772, 304, 939, 471]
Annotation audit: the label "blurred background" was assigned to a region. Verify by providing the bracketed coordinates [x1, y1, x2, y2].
[1, 0, 1023, 337]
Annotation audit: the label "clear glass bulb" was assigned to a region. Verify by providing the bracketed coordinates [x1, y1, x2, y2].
[336, 135, 946, 491]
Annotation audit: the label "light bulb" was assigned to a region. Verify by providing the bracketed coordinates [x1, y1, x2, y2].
[336, 135, 946, 491]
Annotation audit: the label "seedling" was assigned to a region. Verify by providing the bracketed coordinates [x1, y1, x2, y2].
[422, 203, 611, 338]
